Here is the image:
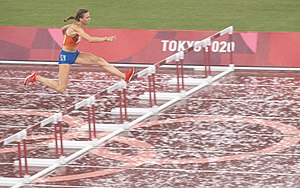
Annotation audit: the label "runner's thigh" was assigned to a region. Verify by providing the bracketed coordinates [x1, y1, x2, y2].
[75, 52, 106, 66]
[58, 64, 71, 87]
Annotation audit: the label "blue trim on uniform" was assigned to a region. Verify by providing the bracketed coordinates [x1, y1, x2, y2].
[58, 50, 79, 64]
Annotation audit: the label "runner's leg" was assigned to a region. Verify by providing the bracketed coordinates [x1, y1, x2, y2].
[37, 64, 71, 93]
[75, 52, 126, 79]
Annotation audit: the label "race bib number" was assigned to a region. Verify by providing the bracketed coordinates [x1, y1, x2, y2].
[60, 54, 66, 62]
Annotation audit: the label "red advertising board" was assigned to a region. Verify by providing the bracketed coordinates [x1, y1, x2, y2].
[1, 26, 299, 67]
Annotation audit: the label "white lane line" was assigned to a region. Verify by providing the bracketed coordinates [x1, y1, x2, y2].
[0, 92, 90, 97]
[63, 165, 300, 176]
[153, 113, 300, 120]
[0, 77, 117, 83]
[98, 146, 300, 157]
[188, 98, 300, 103]
[124, 129, 300, 137]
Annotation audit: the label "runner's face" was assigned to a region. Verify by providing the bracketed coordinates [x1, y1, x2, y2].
[80, 12, 91, 25]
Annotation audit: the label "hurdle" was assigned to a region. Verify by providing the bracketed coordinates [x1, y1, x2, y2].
[0, 26, 234, 187]
[138, 27, 233, 105]
[3, 130, 28, 178]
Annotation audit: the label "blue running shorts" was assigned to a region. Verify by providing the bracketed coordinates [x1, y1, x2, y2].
[58, 50, 79, 64]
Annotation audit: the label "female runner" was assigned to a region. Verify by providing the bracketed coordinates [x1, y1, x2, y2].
[24, 8, 135, 93]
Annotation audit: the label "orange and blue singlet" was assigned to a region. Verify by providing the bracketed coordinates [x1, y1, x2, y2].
[58, 34, 81, 64]
[63, 34, 81, 48]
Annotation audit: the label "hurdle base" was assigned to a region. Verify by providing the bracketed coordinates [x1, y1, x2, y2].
[0, 177, 24, 186]
[139, 92, 182, 101]
[168, 77, 207, 85]
[111, 107, 155, 116]
[78, 123, 124, 132]
[48, 140, 93, 149]
[13, 158, 59, 167]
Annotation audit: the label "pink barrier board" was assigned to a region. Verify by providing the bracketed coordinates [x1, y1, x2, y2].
[1, 26, 300, 67]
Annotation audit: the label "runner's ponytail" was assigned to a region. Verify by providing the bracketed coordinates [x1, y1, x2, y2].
[64, 8, 89, 22]
[64, 16, 76, 22]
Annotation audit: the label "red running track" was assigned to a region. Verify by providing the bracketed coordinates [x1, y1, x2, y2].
[0, 64, 300, 187]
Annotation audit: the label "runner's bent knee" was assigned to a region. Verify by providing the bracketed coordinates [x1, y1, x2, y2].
[97, 57, 108, 66]
[56, 85, 67, 93]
